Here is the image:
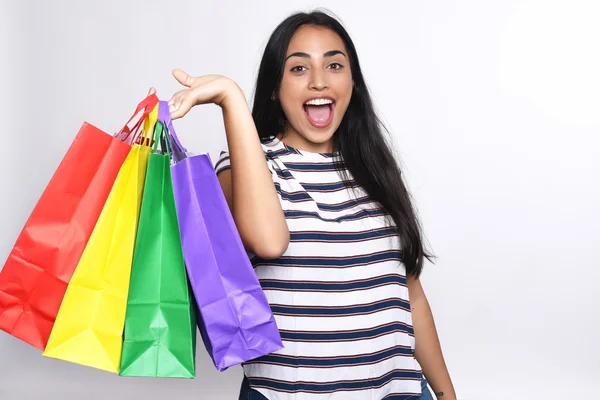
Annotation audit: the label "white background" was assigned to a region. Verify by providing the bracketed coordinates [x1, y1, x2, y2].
[1, 1, 599, 399]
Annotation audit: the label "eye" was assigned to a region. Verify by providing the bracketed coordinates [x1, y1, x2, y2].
[290, 66, 307, 73]
[328, 62, 344, 70]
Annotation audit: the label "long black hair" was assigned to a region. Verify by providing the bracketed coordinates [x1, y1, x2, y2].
[251, 10, 432, 278]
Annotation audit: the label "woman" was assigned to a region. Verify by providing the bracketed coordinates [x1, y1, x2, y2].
[157, 10, 456, 400]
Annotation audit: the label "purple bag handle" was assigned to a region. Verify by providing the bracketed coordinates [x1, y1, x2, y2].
[157, 101, 187, 159]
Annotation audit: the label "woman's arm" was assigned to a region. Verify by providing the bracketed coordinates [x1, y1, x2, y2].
[407, 276, 457, 400]
[166, 70, 289, 260]
[217, 90, 290, 259]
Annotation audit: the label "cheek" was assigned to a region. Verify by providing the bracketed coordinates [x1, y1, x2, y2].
[334, 79, 354, 115]
[332, 73, 353, 94]
[279, 95, 305, 121]
[279, 96, 301, 121]
[278, 78, 303, 115]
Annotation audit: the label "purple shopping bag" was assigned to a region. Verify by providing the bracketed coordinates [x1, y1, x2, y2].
[157, 102, 283, 371]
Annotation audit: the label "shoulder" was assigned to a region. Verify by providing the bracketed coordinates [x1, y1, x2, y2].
[214, 137, 285, 176]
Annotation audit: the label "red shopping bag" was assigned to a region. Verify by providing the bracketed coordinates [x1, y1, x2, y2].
[0, 94, 158, 350]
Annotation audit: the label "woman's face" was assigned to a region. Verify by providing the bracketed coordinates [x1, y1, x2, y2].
[277, 25, 353, 152]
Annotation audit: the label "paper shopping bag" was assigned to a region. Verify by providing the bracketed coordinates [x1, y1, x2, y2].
[0, 94, 158, 350]
[119, 120, 196, 378]
[159, 102, 283, 371]
[43, 129, 152, 372]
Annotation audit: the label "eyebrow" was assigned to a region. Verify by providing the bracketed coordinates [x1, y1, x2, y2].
[285, 50, 347, 61]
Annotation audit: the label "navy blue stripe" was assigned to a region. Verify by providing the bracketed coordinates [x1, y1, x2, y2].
[283, 208, 386, 222]
[215, 165, 230, 175]
[273, 170, 354, 188]
[317, 197, 373, 211]
[283, 162, 343, 171]
[273, 173, 376, 211]
[280, 322, 414, 342]
[261, 274, 406, 292]
[275, 185, 313, 202]
[290, 227, 397, 242]
[280, 143, 302, 155]
[274, 168, 295, 179]
[249, 369, 423, 393]
[300, 181, 357, 191]
[253, 250, 402, 268]
[251, 346, 414, 368]
[270, 298, 411, 317]
[285, 145, 302, 155]
[383, 394, 423, 400]
[275, 184, 373, 211]
[268, 148, 293, 157]
[318, 152, 337, 158]
[214, 155, 230, 171]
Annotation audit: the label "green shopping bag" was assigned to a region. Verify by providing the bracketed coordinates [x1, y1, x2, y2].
[119, 121, 197, 378]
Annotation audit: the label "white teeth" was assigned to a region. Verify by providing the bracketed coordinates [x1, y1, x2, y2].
[304, 98, 333, 106]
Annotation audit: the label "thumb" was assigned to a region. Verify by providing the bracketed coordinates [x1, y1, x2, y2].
[147, 87, 156, 96]
[173, 69, 195, 87]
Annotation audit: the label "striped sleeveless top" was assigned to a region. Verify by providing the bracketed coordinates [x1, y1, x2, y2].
[215, 138, 423, 399]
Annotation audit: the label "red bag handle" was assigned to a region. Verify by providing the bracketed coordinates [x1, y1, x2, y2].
[115, 93, 159, 142]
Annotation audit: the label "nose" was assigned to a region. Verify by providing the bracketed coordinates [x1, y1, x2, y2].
[309, 69, 329, 91]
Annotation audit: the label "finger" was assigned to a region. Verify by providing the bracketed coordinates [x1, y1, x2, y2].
[170, 101, 188, 120]
[168, 88, 187, 104]
[168, 102, 180, 114]
[147, 87, 156, 96]
[173, 69, 195, 88]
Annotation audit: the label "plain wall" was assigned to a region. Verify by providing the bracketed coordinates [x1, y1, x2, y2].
[1, 1, 599, 399]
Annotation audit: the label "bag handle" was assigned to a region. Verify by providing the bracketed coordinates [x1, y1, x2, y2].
[138, 103, 159, 146]
[116, 93, 159, 142]
[151, 119, 172, 160]
[157, 101, 187, 154]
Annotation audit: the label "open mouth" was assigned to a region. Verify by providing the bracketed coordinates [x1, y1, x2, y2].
[303, 98, 336, 129]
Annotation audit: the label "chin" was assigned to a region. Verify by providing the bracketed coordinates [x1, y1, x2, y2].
[304, 131, 335, 144]
[295, 124, 338, 145]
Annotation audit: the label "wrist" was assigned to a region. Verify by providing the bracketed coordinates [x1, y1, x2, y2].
[220, 80, 246, 109]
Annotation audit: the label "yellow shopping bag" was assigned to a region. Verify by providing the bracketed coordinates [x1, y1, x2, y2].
[141, 101, 159, 146]
[42, 105, 157, 373]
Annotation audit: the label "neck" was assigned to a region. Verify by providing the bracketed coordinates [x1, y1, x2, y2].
[278, 126, 334, 153]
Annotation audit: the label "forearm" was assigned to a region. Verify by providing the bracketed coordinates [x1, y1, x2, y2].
[407, 276, 456, 399]
[221, 87, 289, 258]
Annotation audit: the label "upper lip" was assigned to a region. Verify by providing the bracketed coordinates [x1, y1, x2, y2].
[303, 96, 336, 105]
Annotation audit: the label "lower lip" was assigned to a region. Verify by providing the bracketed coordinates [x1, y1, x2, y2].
[304, 103, 336, 129]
